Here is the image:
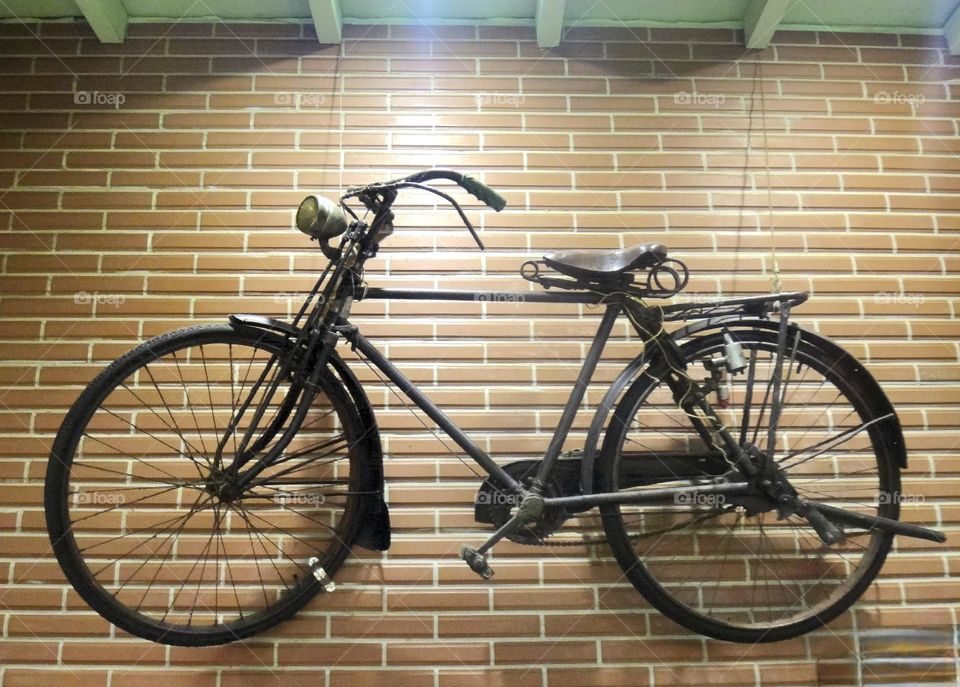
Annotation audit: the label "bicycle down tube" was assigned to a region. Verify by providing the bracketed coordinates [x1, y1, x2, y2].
[337, 301, 622, 498]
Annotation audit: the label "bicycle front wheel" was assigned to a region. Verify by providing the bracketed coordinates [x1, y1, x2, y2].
[45, 324, 374, 646]
[597, 325, 902, 643]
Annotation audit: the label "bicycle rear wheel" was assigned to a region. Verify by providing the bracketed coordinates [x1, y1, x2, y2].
[598, 325, 902, 643]
[45, 324, 373, 646]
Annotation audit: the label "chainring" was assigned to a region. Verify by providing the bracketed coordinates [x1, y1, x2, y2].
[486, 462, 568, 545]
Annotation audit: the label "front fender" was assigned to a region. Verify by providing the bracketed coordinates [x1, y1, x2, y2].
[579, 314, 906, 494]
[229, 314, 391, 550]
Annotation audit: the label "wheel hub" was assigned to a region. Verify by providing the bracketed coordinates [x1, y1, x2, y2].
[205, 469, 242, 503]
[722, 444, 800, 516]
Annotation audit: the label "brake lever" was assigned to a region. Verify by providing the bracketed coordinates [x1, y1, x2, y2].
[448, 196, 485, 251]
[401, 181, 485, 250]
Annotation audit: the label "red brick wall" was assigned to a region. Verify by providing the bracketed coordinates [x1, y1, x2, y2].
[1, 19, 958, 687]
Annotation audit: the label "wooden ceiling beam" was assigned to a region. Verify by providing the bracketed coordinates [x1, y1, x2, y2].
[308, 0, 343, 44]
[744, 0, 792, 49]
[536, 0, 565, 48]
[945, 0, 960, 55]
[75, 0, 128, 43]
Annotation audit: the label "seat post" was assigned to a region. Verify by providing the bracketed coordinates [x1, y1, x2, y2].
[532, 302, 622, 491]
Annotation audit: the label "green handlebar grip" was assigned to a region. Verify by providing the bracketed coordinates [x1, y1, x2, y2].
[460, 175, 507, 212]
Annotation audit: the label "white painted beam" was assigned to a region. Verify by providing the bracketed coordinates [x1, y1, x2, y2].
[743, 0, 792, 49]
[945, 0, 960, 55]
[536, 0, 565, 48]
[308, 0, 342, 44]
[75, 0, 127, 43]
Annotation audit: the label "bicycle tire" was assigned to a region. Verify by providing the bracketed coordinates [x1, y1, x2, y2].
[597, 325, 901, 643]
[45, 324, 375, 646]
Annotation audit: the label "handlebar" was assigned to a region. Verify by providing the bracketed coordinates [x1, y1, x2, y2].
[296, 169, 505, 263]
[341, 169, 507, 251]
[347, 169, 506, 213]
[401, 169, 507, 212]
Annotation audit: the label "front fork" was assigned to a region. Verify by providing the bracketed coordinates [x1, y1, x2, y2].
[221, 241, 363, 490]
[221, 324, 341, 492]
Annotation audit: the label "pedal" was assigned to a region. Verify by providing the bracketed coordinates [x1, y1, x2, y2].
[459, 545, 494, 579]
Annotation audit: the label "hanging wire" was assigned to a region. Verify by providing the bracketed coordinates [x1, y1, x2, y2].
[755, 54, 782, 294]
[335, 40, 345, 195]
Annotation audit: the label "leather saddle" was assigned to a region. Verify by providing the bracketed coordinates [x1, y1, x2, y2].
[542, 243, 667, 282]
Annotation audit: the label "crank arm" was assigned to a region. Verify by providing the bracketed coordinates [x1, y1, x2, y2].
[805, 501, 946, 544]
[459, 511, 520, 579]
[461, 489, 539, 579]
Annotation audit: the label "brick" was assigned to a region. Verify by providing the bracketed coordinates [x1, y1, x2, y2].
[67, 150, 156, 168]
[0, 640, 61, 664]
[332, 671, 433, 687]
[4, 671, 108, 687]
[331, 614, 434, 638]
[439, 614, 540, 637]
[495, 641, 596, 664]
[388, 642, 490, 665]
[388, 590, 488, 611]
[440, 670, 542, 687]
[7, 613, 111, 637]
[61, 642, 166, 664]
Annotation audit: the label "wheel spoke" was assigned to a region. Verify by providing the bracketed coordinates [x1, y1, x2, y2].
[88, 407, 207, 481]
[140, 363, 208, 465]
[131, 491, 213, 613]
[778, 413, 894, 471]
[230, 500, 305, 590]
[171, 350, 210, 459]
[198, 345, 222, 463]
[70, 482, 188, 526]
[737, 346, 758, 445]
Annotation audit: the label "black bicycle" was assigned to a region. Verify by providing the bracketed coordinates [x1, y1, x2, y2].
[45, 169, 945, 647]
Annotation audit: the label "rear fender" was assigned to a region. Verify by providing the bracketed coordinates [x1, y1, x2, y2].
[229, 314, 391, 550]
[579, 315, 906, 494]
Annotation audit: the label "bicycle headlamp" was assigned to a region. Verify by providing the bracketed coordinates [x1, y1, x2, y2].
[296, 194, 348, 240]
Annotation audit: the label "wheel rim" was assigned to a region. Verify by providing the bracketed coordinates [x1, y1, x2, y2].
[50, 329, 363, 642]
[606, 329, 896, 635]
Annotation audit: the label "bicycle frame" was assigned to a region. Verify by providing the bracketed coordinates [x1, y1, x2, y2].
[223, 174, 945, 548]
[47, 167, 950, 650]
[231, 283, 780, 510]
[225, 280, 944, 549]
[349, 289, 623, 499]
